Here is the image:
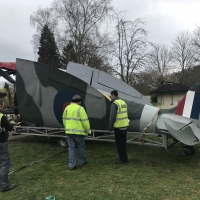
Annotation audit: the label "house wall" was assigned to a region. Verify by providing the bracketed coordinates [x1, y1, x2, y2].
[157, 93, 185, 108]
[173, 93, 185, 105]
[157, 94, 164, 106]
[144, 95, 151, 102]
[164, 94, 172, 105]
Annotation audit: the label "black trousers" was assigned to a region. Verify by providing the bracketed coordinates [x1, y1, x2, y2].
[114, 128, 127, 162]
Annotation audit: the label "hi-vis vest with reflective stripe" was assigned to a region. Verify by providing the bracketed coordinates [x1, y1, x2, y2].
[113, 99, 129, 128]
[62, 103, 91, 136]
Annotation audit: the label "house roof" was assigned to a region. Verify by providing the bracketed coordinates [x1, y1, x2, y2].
[150, 82, 190, 95]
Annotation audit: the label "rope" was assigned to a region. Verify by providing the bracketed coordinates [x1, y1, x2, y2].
[141, 108, 160, 145]
[9, 150, 67, 175]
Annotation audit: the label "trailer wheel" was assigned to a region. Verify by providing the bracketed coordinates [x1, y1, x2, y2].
[183, 146, 195, 156]
[57, 138, 68, 147]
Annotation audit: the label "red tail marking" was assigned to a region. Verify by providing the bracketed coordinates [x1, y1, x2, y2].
[175, 94, 186, 116]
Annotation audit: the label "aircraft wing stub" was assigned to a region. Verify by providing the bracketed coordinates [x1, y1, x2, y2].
[164, 121, 200, 146]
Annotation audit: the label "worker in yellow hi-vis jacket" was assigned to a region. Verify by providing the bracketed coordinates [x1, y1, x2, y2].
[109, 90, 129, 165]
[62, 94, 91, 170]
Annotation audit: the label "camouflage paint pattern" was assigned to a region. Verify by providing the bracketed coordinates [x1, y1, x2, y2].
[16, 59, 200, 145]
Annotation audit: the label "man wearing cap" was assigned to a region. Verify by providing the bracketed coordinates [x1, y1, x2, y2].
[62, 94, 91, 170]
[109, 90, 129, 164]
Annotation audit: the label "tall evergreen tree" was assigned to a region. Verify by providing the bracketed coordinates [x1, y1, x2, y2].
[37, 24, 61, 68]
[4, 82, 11, 108]
[62, 40, 78, 68]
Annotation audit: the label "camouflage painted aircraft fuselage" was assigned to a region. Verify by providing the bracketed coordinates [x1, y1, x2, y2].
[16, 59, 200, 146]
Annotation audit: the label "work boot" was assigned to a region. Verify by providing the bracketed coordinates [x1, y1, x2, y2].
[114, 158, 128, 165]
[79, 161, 87, 167]
[1, 184, 16, 192]
[69, 166, 76, 170]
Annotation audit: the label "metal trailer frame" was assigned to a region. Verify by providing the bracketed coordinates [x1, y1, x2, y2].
[11, 126, 179, 150]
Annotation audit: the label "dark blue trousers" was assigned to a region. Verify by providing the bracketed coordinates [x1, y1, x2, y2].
[114, 128, 128, 162]
[0, 142, 10, 188]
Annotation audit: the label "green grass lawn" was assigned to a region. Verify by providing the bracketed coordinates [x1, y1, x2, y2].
[1, 136, 200, 200]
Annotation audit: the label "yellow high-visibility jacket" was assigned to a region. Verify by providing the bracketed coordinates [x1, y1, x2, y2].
[62, 103, 91, 135]
[113, 99, 129, 128]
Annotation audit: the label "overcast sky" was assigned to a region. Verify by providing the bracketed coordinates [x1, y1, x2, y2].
[1, 0, 200, 63]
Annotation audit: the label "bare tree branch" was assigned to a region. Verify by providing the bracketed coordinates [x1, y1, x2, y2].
[111, 12, 149, 84]
[171, 31, 197, 84]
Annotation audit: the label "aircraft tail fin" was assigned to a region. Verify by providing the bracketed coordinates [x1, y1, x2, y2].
[175, 82, 200, 120]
